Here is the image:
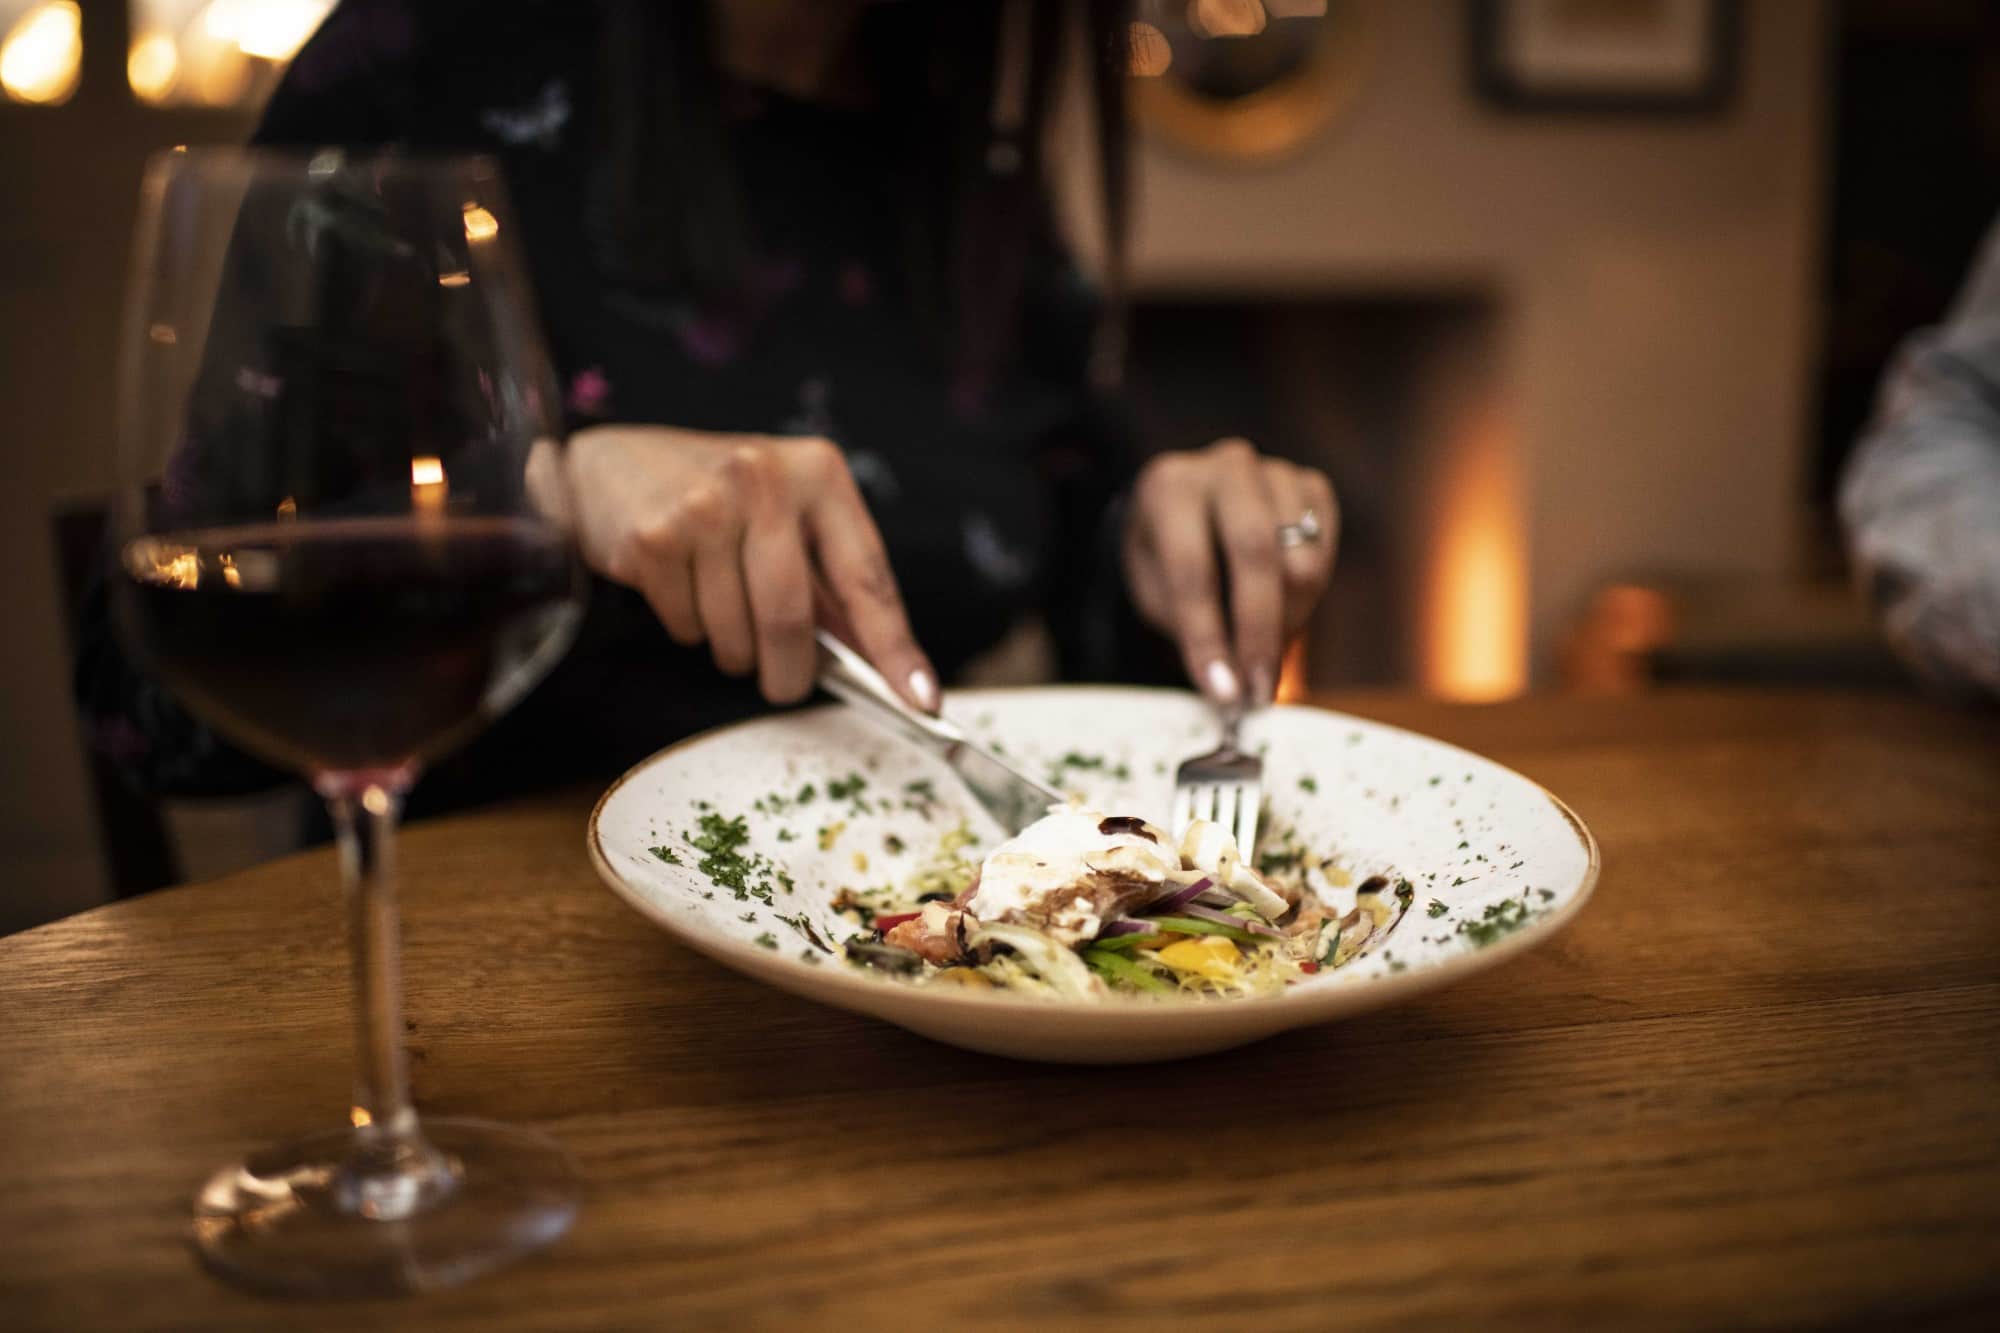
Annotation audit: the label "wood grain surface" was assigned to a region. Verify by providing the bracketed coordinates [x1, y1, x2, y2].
[3, 689, 1997, 1331]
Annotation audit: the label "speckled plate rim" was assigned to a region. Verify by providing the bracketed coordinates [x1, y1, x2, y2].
[587, 686, 1599, 1027]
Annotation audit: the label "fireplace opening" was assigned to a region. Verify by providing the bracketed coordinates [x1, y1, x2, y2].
[1125, 292, 1519, 698]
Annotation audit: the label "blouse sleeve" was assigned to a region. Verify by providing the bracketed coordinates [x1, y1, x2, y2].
[1841, 216, 2000, 701]
[1014, 223, 1178, 686]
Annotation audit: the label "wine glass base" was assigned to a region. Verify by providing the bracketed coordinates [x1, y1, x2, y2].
[192, 1117, 579, 1298]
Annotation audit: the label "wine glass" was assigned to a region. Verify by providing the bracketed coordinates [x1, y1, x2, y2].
[112, 148, 584, 1297]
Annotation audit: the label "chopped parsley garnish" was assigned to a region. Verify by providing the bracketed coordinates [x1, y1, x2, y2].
[753, 932, 778, 949]
[1427, 899, 1449, 918]
[688, 812, 754, 895]
[1538, 888, 1555, 903]
[739, 911, 758, 923]
[827, 772, 867, 801]
[900, 779, 939, 817]
[687, 810, 786, 904]
[1298, 775, 1318, 793]
[1455, 897, 1536, 948]
[1394, 878, 1414, 905]
[776, 828, 795, 842]
[884, 834, 905, 855]
[1044, 750, 1130, 788]
[1318, 928, 1343, 967]
[648, 846, 682, 866]
[1428, 776, 1442, 787]
[1255, 825, 1308, 875]
[796, 783, 817, 803]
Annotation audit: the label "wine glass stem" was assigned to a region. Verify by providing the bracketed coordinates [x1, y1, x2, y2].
[326, 780, 453, 1219]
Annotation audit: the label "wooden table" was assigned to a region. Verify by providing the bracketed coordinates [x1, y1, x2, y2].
[3, 689, 1997, 1330]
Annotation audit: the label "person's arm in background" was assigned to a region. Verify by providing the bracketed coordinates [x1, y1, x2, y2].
[1842, 216, 2000, 700]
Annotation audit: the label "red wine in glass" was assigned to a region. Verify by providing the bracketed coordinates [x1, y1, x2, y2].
[121, 517, 579, 778]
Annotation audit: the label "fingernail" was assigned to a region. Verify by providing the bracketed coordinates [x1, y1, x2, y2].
[1250, 664, 1275, 705]
[1203, 659, 1240, 704]
[907, 667, 939, 713]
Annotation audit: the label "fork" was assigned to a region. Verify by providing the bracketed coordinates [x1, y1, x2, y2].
[1170, 702, 1262, 856]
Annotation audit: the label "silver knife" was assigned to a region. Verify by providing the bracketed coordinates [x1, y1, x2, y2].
[814, 629, 1060, 835]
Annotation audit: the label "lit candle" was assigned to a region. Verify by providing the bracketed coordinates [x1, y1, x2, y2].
[410, 455, 448, 518]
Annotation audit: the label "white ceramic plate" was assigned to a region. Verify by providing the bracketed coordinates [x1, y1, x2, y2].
[588, 687, 1598, 1064]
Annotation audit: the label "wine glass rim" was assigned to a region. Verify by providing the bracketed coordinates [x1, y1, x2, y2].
[145, 145, 506, 186]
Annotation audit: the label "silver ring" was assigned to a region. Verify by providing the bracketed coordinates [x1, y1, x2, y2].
[1277, 508, 1323, 549]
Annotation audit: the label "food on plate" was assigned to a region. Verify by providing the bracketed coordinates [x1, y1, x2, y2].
[835, 805, 1411, 1000]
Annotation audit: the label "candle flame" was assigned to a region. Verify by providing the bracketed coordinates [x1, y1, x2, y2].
[461, 204, 499, 243]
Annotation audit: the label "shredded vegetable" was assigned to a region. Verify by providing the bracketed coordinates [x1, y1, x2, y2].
[844, 804, 1408, 1002]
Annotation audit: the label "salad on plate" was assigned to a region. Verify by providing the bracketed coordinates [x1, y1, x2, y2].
[837, 804, 1412, 1000]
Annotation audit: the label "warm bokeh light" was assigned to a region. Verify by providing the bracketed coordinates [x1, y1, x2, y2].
[437, 270, 471, 289]
[207, 0, 331, 62]
[181, 18, 250, 107]
[1129, 20, 1172, 77]
[461, 204, 499, 243]
[126, 0, 330, 106]
[127, 30, 180, 103]
[1421, 403, 1528, 703]
[1275, 637, 1309, 704]
[1189, 0, 1267, 39]
[125, 540, 203, 590]
[1, 1, 82, 106]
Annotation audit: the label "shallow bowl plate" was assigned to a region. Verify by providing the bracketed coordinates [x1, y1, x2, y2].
[588, 687, 1598, 1063]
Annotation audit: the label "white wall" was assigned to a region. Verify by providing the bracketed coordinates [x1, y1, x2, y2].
[1081, 0, 1827, 671]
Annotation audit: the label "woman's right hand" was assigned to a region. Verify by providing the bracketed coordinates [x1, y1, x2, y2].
[565, 426, 938, 712]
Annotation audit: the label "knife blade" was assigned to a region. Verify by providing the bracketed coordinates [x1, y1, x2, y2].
[814, 629, 1060, 836]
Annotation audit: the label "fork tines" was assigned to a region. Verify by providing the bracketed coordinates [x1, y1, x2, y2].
[1171, 736, 1263, 860]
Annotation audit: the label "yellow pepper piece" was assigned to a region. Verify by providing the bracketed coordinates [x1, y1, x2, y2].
[1155, 935, 1241, 982]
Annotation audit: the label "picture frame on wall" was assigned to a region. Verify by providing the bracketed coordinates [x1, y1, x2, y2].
[1471, 0, 1741, 114]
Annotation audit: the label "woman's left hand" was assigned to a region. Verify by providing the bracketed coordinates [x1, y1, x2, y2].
[1122, 439, 1338, 707]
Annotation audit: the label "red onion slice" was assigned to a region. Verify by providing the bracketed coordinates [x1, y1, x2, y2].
[1145, 877, 1213, 914]
[1098, 919, 1155, 938]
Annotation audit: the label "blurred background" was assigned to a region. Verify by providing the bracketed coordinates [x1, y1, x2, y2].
[3, 0, 1996, 931]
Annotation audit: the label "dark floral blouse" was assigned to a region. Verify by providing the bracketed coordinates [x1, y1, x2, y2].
[76, 0, 1145, 817]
